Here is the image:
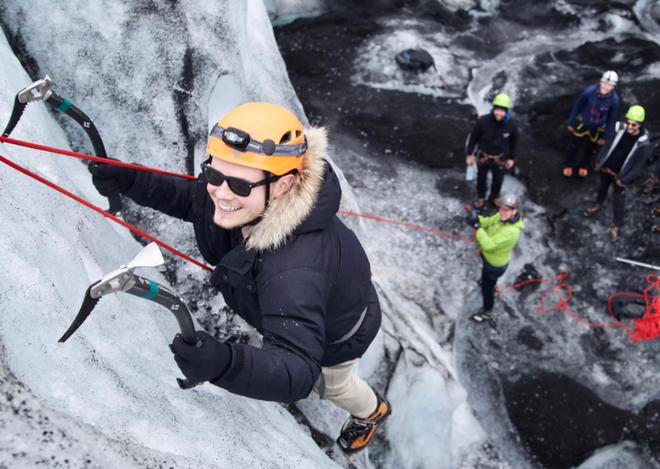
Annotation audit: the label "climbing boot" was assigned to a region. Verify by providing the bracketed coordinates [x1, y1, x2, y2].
[578, 168, 588, 177]
[489, 197, 501, 209]
[584, 202, 606, 217]
[563, 167, 572, 177]
[337, 395, 392, 455]
[643, 178, 659, 194]
[608, 224, 619, 242]
[652, 207, 660, 216]
[474, 198, 485, 209]
[652, 224, 660, 233]
[472, 308, 497, 323]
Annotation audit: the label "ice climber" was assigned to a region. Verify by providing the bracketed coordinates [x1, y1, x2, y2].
[465, 93, 519, 210]
[563, 70, 620, 178]
[584, 105, 650, 242]
[465, 194, 524, 325]
[88, 102, 391, 455]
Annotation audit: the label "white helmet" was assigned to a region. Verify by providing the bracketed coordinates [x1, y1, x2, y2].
[601, 70, 618, 86]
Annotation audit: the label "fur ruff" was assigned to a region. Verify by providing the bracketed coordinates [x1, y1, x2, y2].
[246, 126, 328, 252]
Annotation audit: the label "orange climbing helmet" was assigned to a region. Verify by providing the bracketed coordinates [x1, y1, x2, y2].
[206, 102, 307, 176]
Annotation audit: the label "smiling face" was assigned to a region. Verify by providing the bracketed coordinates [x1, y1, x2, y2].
[626, 119, 641, 136]
[206, 157, 269, 232]
[499, 204, 517, 222]
[493, 107, 507, 121]
[599, 80, 615, 95]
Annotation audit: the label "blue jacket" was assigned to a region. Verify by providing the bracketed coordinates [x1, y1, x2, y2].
[567, 84, 619, 141]
[123, 128, 381, 403]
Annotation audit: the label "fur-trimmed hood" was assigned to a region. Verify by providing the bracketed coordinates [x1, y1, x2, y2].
[246, 126, 339, 252]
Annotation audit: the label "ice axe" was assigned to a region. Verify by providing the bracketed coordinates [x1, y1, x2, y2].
[2, 75, 122, 214]
[59, 243, 202, 389]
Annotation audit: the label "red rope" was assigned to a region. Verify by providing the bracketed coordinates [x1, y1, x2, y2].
[338, 210, 475, 244]
[4, 138, 660, 340]
[0, 136, 196, 180]
[0, 152, 213, 273]
[623, 274, 660, 342]
[2, 137, 474, 245]
[498, 271, 660, 341]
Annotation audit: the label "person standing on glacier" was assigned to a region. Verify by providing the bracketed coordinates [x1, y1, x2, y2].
[584, 105, 650, 242]
[465, 194, 524, 326]
[563, 70, 620, 178]
[465, 93, 519, 211]
[88, 102, 390, 455]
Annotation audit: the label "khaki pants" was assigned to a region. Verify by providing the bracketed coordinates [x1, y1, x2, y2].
[313, 358, 377, 419]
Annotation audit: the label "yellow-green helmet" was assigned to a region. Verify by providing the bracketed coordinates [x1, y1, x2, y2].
[492, 93, 511, 109]
[626, 105, 645, 123]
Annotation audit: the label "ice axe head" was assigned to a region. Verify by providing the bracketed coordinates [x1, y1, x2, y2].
[58, 243, 164, 343]
[127, 242, 164, 271]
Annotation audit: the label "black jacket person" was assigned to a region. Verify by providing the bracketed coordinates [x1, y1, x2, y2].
[88, 102, 391, 455]
[586, 105, 650, 241]
[466, 93, 519, 209]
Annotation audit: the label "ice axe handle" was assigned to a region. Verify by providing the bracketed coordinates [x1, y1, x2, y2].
[176, 338, 204, 390]
[126, 276, 203, 389]
[44, 91, 122, 214]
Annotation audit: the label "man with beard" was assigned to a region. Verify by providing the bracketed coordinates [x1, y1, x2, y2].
[563, 70, 620, 178]
[466, 93, 519, 210]
[584, 105, 650, 242]
[88, 102, 391, 455]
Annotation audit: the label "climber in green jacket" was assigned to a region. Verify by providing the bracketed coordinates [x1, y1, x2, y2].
[465, 194, 525, 325]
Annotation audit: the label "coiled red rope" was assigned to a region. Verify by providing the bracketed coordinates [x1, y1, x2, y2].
[499, 271, 660, 342]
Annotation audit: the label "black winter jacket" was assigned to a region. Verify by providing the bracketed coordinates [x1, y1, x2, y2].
[465, 111, 519, 161]
[123, 127, 381, 403]
[596, 121, 651, 185]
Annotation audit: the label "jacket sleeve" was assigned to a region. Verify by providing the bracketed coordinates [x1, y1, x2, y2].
[653, 159, 660, 180]
[508, 121, 519, 161]
[466, 118, 483, 156]
[620, 142, 651, 185]
[123, 170, 196, 222]
[602, 93, 620, 141]
[595, 129, 617, 168]
[210, 267, 329, 402]
[478, 213, 499, 230]
[567, 87, 591, 128]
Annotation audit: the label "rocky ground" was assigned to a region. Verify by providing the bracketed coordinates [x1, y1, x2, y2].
[275, 3, 660, 468]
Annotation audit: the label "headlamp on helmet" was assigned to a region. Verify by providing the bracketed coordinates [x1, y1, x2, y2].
[222, 127, 251, 150]
[207, 102, 308, 176]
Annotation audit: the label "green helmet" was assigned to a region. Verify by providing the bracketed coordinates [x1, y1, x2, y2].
[493, 93, 511, 109]
[626, 105, 645, 123]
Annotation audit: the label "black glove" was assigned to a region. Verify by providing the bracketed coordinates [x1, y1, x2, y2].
[88, 159, 137, 197]
[170, 331, 232, 383]
[465, 212, 481, 230]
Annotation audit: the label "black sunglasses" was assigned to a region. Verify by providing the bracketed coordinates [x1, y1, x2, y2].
[626, 120, 641, 128]
[200, 159, 281, 197]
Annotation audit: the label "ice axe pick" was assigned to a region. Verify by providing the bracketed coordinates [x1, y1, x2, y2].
[59, 243, 202, 389]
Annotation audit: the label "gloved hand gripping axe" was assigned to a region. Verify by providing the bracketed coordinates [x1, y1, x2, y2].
[59, 243, 202, 390]
[2, 75, 122, 214]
